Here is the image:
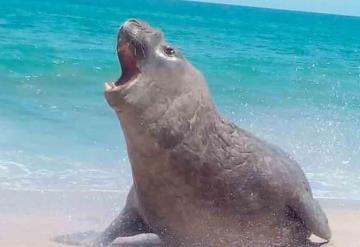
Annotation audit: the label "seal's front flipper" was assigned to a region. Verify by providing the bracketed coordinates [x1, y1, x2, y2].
[53, 231, 101, 246]
[53, 186, 154, 246]
[93, 186, 153, 246]
[93, 208, 151, 246]
[112, 234, 163, 247]
[53, 232, 163, 247]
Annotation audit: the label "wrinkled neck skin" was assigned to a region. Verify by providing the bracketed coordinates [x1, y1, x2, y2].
[114, 70, 218, 181]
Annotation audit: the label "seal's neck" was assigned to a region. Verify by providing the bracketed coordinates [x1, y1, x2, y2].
[116, 96, 217, 158]
[116, 101, 219, 198]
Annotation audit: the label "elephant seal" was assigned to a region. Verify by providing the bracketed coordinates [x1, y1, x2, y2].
[57, 19, 331, 247]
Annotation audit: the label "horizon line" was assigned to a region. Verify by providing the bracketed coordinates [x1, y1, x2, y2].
[185, 0, 360, 18]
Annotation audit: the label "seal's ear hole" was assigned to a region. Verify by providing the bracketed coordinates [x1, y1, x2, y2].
[163, 46, 176, 56]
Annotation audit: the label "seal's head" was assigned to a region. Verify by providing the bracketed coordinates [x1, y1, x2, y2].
[104, 19, 211, 118]
[105, 19, 215, 151]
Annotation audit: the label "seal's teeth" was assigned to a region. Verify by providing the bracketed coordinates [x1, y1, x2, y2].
[104, 82, 112, 91]
[111, 82, 116, 88]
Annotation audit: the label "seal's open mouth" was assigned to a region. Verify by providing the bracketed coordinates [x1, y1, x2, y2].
[105, 20, 146, 91]
[115, 40, 141, 86]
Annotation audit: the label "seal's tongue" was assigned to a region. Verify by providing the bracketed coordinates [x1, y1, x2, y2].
[116, 42, 140, 86]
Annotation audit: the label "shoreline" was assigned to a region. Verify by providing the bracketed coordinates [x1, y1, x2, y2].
[0, 190, 359, 246]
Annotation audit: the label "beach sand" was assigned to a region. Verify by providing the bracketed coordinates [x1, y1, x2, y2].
[0, 190, 359, 247]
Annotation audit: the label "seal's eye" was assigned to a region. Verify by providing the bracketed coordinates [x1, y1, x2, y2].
[164, 46, 176, 56]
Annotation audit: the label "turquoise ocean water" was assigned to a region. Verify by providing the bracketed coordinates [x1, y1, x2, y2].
[0, 0, 359, 199]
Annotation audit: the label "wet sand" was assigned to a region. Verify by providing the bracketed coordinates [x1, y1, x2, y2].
[0, 190, 359, 246]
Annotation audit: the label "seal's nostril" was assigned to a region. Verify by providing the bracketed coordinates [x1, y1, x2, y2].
[126, 19, 148, 29]
[128, 19, 140, 24]
[127, 19, 142, 28]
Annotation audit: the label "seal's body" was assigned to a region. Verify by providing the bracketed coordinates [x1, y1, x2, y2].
[56, 19, 331, 247]
[100, 19, 331, 247]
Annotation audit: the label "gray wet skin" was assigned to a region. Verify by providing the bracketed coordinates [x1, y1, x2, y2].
[100, 19, 332, 247]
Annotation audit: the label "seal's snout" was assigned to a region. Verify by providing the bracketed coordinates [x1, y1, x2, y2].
[124, 19, 149, 30]
[118, 19, 150, 43]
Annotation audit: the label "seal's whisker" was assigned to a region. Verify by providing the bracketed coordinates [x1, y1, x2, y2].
[133, 41, 137, 56]
[141, 44, 146, 58]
